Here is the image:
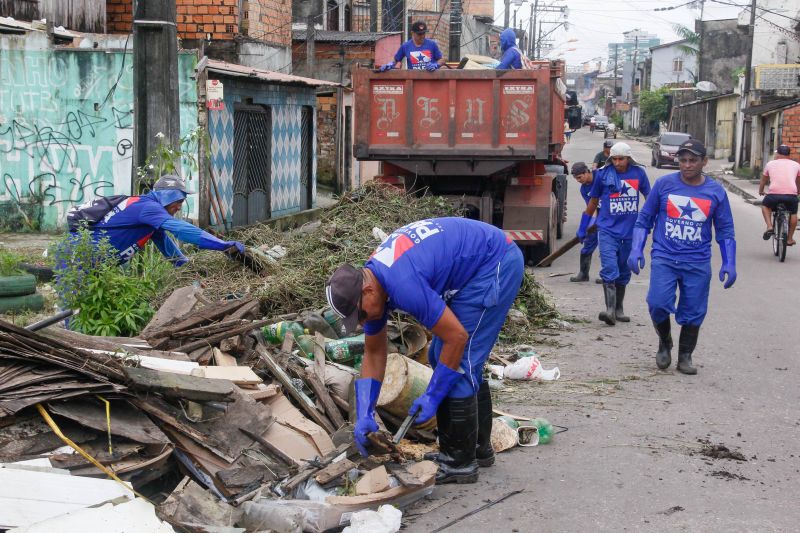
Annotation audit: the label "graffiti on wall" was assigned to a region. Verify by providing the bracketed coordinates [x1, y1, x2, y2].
[0, 47, 198, 230]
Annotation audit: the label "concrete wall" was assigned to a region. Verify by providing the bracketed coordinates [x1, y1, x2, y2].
[650, 42, 697, 88]
[697, 18, 749, 94]
[0, 32, 198, 231]
[713, 95, 738, 160]
[744, 0, 800, 67]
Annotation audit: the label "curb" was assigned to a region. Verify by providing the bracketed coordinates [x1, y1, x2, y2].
[709, 173, 760, 206]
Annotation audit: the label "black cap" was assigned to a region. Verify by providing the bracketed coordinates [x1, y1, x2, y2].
[411, 20, 427, 34]
[571, 162, 590, 175]
[325, 264, 363, 335]
[676, 139, 707, 157]
[777, 144, 791, 156]
[603, 139, 615, 148]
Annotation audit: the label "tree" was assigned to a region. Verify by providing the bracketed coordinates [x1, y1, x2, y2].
[672, 24, 699, 57]
[639, 87, 670, 126]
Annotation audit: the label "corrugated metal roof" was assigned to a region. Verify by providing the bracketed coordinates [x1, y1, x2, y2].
[743, 97, 800, 116]
[292, 29, 399, 43]
[206, 59, 339, 88]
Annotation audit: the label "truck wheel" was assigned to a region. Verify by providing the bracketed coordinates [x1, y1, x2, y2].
[555, 174, 568, 239]
[0, 274, 37, 297]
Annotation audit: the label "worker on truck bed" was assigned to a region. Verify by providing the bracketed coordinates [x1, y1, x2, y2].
[325, 218, 523, 485]
[379, 21, 445, 71]
[492, 28, 522, 69]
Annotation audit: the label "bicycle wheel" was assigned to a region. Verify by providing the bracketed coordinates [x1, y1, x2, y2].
[779, 213, 789, 262]
[773, 216, 780, 256]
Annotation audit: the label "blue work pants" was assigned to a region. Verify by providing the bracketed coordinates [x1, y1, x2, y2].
[581, 230, 598, 255]
[647, 257, 712, 326]
[428, 243, 524, 398]
[598, 230, 632, 285]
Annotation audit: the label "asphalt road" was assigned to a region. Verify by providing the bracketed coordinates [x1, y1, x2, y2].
[408, 128, 800, 532]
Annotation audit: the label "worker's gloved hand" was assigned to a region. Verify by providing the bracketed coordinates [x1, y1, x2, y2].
[378, 62, 395, 72]
[354, 378, 382, 457]
[425, 62, 440, 71]
[225, 241, 245, 255]
[719, 239, 737, 289]
[627, 227, 647, 275]
[576, 212, 593, 242]
[173, 256, 189, 267]
[408, 363, 461, 425]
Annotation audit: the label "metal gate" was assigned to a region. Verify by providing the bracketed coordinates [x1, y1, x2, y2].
[300, 106, 313, 210]
[232, 105, 271, 227]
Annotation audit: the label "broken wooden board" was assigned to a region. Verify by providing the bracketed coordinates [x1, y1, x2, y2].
[47, 399, 170, 445]
[177, 318, 272, 354]
[141, 285, 200, 338]
[386, 462, 427, 488]
[144, 298, 253, 341]
[267, 393, 335, 457]
[239, 383, 280, 401]
[314, 458, 356, 485]
[326, 460, 438, 506]
[124, 367, 235, 402]
[213, 348, 238, 367]
[355, 465, 390, 495]
[159, 477, 242, 529]
[190, 366, 262, 387]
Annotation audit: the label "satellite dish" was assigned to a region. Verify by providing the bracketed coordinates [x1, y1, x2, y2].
[695, 81, 718, 92]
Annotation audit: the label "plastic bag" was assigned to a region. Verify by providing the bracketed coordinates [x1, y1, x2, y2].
[342, 505, 402, 533]
[503, 355, 560, 381]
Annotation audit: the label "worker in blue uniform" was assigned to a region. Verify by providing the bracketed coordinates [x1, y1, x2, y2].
[577, 143, 651, 325]
[628, 139, 736, 374]
[379, 21, 445, 71]
[325, 218, 524, 484]
[493, 28, 523, 69]
[569, 162, 600, 283]
[66, 174, 244, 266]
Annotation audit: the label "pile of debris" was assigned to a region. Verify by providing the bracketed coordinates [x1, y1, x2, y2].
[0, 285, 447, 532]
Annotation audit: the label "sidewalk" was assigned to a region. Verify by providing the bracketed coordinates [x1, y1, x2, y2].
[705, 159, 761, 205]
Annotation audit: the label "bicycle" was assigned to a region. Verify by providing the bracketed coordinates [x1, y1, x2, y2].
[772, 203, 789, 262]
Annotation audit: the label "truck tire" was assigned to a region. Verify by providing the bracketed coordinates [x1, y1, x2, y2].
[0, 274, 37, 297]
[19, 263, 54, 283]
[0, 293, 45, 314]
[554, 174, 568, 239]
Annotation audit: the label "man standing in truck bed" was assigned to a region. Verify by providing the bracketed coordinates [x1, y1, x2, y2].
[379, 21, 446, 71]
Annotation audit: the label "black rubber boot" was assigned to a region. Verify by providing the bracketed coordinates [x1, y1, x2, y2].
[677, 325, 700, 375]
[615, 285, 630, 322]
[653, 319, 673, 370]
[598, 283, 617, 325]
[435, 396, 479, 485]
[475, 381, 495, 467]
[570, 254, 591, 282]
[595, 277, 603, 284]
[423, 399, 452, 463]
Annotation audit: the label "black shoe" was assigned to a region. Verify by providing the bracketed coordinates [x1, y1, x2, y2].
[570, 254, 591, 282]
[677, 325, 699, 375]
[653, 319, 673, 370]
[475, 381, 495, 467]
[435, 396, 479, 485]
[615, 285, 630, 322]
[763, 230, 774, 240]
[598, 283, 617, 325]
[595, 277, 603, 284]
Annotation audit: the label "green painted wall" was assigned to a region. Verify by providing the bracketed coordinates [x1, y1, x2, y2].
[0, 40, 198, 231]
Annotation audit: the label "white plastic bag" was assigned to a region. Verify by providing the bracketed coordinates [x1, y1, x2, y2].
[503, 355, 560, 381]
[342, 505, 402, 533]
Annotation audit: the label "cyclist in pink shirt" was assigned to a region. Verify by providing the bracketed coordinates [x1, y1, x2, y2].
[760, 145, 800, 245]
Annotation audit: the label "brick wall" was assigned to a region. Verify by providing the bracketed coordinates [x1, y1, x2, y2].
[782, 104, 800, 164]
[409, 10, 450, 57]
[107, 0, 290, 47]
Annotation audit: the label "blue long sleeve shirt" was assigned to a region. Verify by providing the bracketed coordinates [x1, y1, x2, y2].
[589, 164, 651, 239]
[635, 172, 735, 262]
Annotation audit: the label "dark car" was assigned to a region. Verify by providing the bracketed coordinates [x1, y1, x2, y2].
[651, 132, 691, 168]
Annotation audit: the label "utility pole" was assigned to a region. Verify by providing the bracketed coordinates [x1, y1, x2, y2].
[613, 44, 619, 98]
[306, 15, 315, 73]
[449, 0, 462, 61]
[133, 0, 179, 190]
[631, 36, 638, 101]
[504, 0, 510, 29]
[536, 19, 542, 60]
[529, 0, 538, 58]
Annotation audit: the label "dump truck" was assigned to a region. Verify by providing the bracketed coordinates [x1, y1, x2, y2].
[352, 61, 569, 263]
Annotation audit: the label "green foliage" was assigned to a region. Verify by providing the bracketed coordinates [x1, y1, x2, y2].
[610, 112, 624, 129]
[672, 24, 700, 56]
[53, 227, 173, 337]
[639, 87, 670, 125]
[0, 249, 24, 276]
[135, 126, 208, 191]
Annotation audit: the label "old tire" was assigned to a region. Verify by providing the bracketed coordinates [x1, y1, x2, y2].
[0, 293, 45, 314]
[0, 274, 37, 297]
[19, 263, 54, 283]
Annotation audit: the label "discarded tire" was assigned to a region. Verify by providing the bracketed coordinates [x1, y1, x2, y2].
[19, 263, 54, 283]
[0, 274, 37, 297]
[0, 293, 45, 314]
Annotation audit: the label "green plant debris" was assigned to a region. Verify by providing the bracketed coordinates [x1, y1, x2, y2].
[0, 248, 24, 276]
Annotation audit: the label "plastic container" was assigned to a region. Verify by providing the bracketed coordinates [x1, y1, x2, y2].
[530, 417, 554, 444]
[377, 353, 436, 430]
[262, 321, 305, 345]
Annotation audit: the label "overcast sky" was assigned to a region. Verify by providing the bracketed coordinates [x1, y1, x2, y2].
[492, 0, 744, 69]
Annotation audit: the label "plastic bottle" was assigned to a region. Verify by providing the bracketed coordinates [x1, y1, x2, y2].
[262, 321, 305, 345]
[322, 309, 343, 336]
[325, 334, 365, 364]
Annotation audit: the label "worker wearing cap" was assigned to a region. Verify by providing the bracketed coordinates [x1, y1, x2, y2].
[759, 144, 800, 245]
[569, 162, 600, 283]
[592, 139, 614, 170]
[326, 218, 523, 484]
[66, 174, 244, 266]
[379, 21, 445, 71]
[577, 142, 651, 325]
[628, 139, 736, 374]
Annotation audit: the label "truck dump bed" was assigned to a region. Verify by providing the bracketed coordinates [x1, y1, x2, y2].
[353, 62, 567, 163]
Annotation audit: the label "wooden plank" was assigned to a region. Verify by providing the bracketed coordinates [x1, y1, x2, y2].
[123, 367, 235, 402]
[144, 298, 253, 340]
[190, 366, 262, 386]
[212, 348, 238, 367]
[177, 318, 272, 353]
[239, 383, 281, 401]
[141, 285, 200, 337]
[47, 399, 170, 445]
[304, 367, 346, 430]
[226, 299, 260, 321]
[239, 427, 299, 467]
[314, 458, 356, 485]
[254, 343, 335, 434]
[171, 319, 248, 339]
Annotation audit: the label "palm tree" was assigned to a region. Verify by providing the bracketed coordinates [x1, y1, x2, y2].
[672, 24, 700, 57]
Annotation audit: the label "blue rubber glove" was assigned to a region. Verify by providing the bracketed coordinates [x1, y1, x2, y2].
[409, 363, 462, 425]
[425, 62, 440, 71]
[151, 230, 189, 267]
[378, 62, 394, 72]
[719, 238, 737, 289]
[226, 241, 245, 254]
[576, 212, 593, 242]
[627, 227, 647, 275]
[354, 378, 382, 457]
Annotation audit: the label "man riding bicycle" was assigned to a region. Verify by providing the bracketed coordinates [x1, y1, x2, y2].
[760, 145, 800, 246]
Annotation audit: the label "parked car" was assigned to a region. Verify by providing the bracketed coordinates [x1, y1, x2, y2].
[604, 123, 617, 139]
[594, 115, 609, 131]
[651, 132, 692, 168]
[583, 115, 593, 126]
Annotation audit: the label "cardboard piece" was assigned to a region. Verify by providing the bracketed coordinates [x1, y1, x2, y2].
[263, 393, 335, 461]
[354, 465, 390, 495]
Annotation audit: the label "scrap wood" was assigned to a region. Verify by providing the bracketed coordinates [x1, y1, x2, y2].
[386, 462, 426, 488]
[314, 457, 356, 485]
[281, 441, 352, 492]
[123, 367, 235, 402]
[141, 285, 201, 338]
[190, 366, 262, 387]
[170, 319, 249, 339]
[355, 465, 390, 495]
[145, 297, 254, 341]
[213, 348, 238, 367]
[239, 427, 299, 468]
[254, 343, 335, 434]
[47, 399, 170, 445]
[304, 368, 346, 430]
[158, 477, 243, 529]
[176, 318, 272, 354]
